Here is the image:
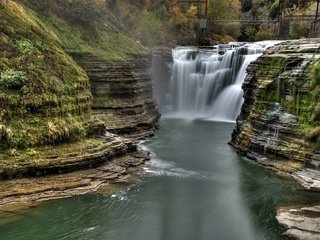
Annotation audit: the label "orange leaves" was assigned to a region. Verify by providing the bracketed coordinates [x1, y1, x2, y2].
[171, 3, 198, 17]
[187, 5, 198, 17]
[171, 5, 180, 15]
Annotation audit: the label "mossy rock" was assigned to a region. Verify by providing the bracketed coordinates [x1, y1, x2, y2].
[0, 1, 92, 149]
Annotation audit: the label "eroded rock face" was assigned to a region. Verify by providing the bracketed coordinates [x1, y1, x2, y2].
[277, 206, 320, 240]
[230, 40, 320, 187]
[230, 40, 320, 239]
[0, 0, 160, 208]
[71, 53, 161, 140]
[0, 132, 150, 207]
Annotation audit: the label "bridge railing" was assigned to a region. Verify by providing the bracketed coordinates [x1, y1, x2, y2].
[208, 18, 277, 25]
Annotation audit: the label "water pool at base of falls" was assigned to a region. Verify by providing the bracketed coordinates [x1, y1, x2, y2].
[1, 119, 319, 240]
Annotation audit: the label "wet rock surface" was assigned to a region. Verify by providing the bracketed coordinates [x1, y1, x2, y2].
[292, 169, 320, 192]
[230, 39, 320, 184]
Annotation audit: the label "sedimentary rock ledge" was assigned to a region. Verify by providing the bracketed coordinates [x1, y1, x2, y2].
[230, 39, 320, 238]
[230, 39, 320, 186]
[0, 134, 149, 208]
[277, 206, 320, 240]
[71, 53, 161, 141]
[292, 169, 320, 192]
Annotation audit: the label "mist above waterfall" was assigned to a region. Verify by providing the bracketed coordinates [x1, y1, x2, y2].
[164, 42, 277, 122]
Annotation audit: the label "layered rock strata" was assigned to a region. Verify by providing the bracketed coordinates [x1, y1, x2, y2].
[0, 55, 159, 203]
[277, 206, 320, 240]
[230, 40, 320, 239]
[0, 132, 149, 207]
[230, 40, 320, 188]
[0, 0, 160, 209]
[0, 51, 161, 204]
[72, 53, 161, 141]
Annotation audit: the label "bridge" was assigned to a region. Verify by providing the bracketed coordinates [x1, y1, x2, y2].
[176, 0, 320, 39]
[209, 15, 317, 24]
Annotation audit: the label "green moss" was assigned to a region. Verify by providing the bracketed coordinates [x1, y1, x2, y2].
[0, 137, 109, 172]
[16, 0, 148, 60]
[0, 69, 28, 90]
[0, 1, 92, 149]
[296, 63, 320, 130]
[0, 0, 149, 173]
[25, 148, 37, 157]
[257, 57, 320, 143]
[256, 56, 287, 76]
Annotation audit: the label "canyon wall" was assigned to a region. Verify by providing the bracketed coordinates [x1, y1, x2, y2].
[72, 53, 160, 141]
[0, 0, 160, 206]
[0, 0, 159, 188]
[231, 40, 320, 191]
[230, 40, 320, 239]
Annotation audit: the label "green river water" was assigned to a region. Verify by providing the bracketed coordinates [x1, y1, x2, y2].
[0, 119, 319, 240]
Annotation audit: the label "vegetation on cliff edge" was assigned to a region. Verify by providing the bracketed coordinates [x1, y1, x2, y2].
[0, 0, 94, 150]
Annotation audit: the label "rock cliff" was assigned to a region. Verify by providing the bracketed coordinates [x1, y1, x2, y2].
[231, 40, 320, 188]
[71, 53, 160, 140]
[0, 0, 159, 205]
[230, 40, 320, 239]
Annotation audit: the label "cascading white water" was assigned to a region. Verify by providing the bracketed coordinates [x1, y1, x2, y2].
[165, 42, 277, 122]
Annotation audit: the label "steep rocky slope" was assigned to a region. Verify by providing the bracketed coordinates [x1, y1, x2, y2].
[15, 0, 160, 141]
[0, 0, 159, 205]
[72, 53, 160, 140]
[230, 40, 320, 239]
[0, 0, 102, 178]
[231, 40, 320, 187]
[0, 0, 92, 149]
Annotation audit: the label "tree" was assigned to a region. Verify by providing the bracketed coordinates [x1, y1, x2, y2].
[269, 0, 280, 19]
[187, 5, 198, 18]
[241, 0, 253, 12]
[137, 11, 164, 45]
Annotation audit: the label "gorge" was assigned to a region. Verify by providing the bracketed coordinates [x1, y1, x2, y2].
[0, 1, 320, 240]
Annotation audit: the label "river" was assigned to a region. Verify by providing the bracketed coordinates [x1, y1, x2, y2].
[1, 43, 320, 240]
[0, 119, 319, 240]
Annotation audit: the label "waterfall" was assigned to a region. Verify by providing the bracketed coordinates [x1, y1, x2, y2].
[165, 42, 276, 122]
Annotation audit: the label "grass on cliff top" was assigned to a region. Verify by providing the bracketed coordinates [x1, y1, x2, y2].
[0, 0, 93, 149]
[16, 0, 148, 60]
[0, 137, 109, 176]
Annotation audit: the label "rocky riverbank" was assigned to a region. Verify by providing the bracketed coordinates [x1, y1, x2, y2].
[0, 0, 160, 209]
[230, 39, 320, 239]
[277, 206, 320, 240]
[0, 132, 149, 208]
[0, 51, 160, 207]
